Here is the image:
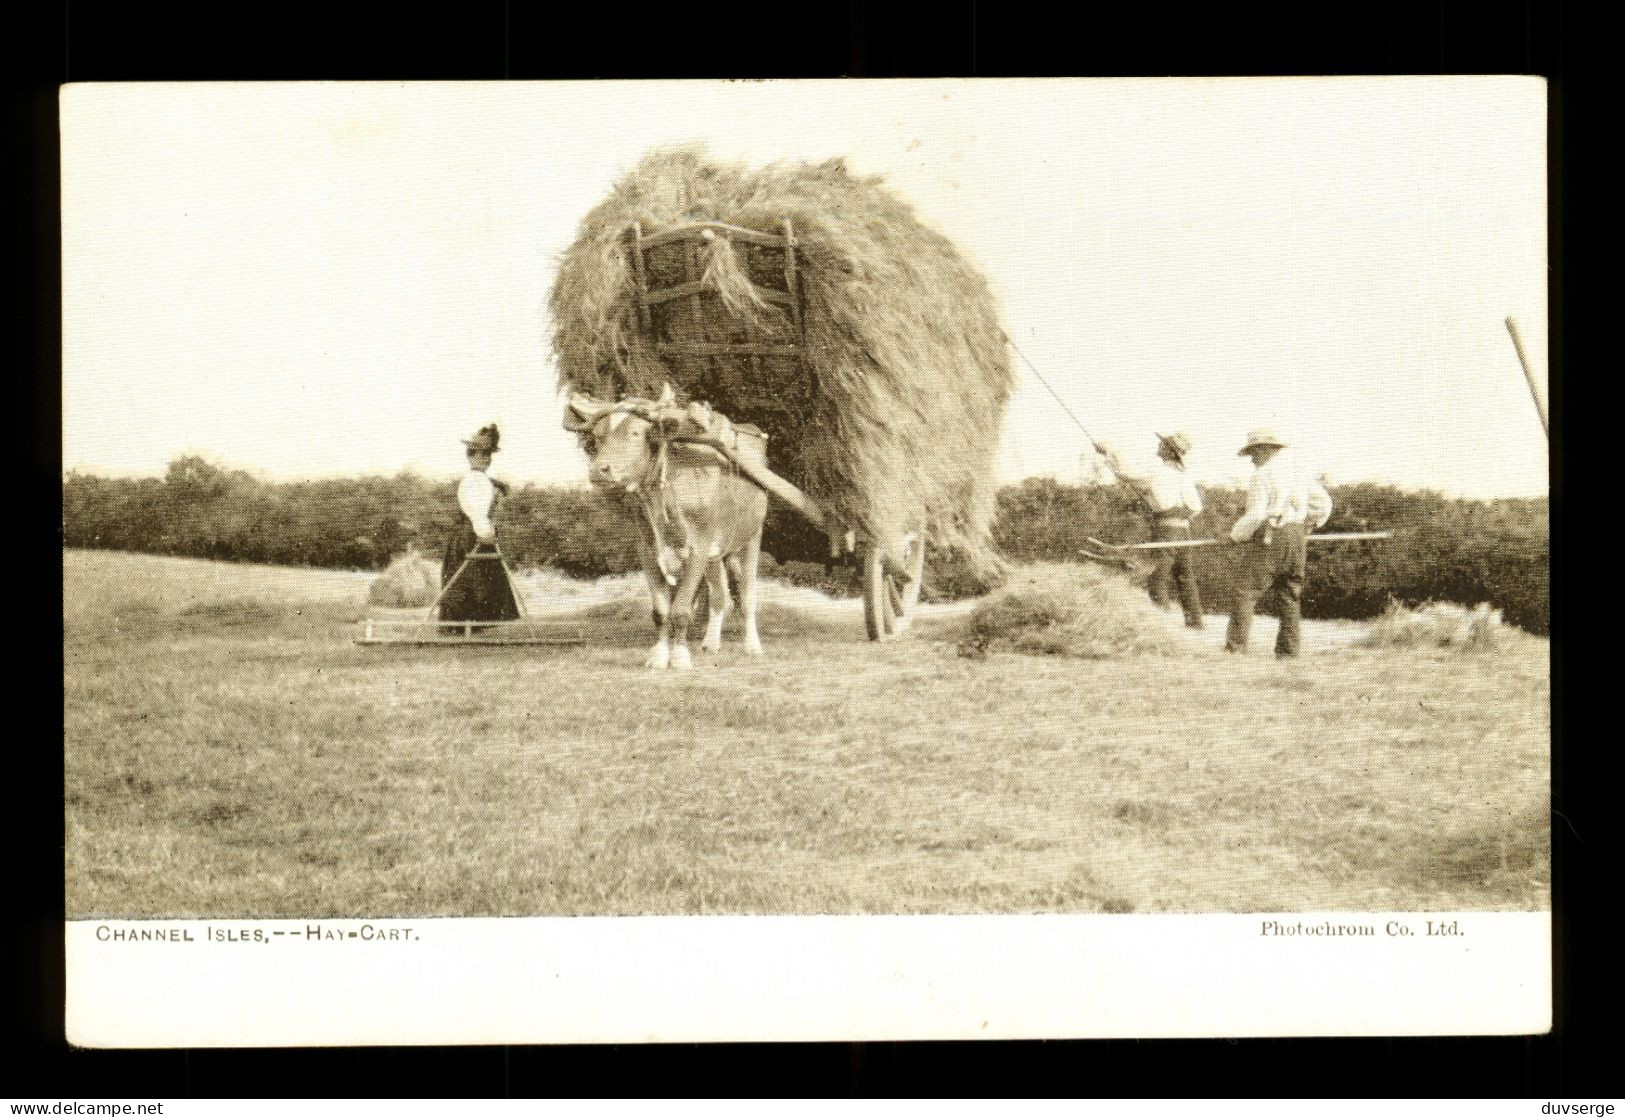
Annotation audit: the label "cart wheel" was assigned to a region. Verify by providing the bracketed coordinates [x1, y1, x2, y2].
[862, 531, 926, 641]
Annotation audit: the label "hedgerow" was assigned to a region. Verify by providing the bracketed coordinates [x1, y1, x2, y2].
[62, 459, 1549, 633]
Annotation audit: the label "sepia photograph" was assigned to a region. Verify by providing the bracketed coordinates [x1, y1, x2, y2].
[61, 78, 1550, 1045]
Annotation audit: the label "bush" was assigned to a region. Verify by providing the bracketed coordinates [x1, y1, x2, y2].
[765, 559, 860, 599]
[62, 460, 1549, 633]
[986, 477, 1549, 635]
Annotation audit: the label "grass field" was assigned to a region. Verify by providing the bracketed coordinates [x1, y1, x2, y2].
[64, 549, 1550, 917]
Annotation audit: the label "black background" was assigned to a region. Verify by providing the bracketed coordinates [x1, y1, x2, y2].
[13, 0, 1596, 1099]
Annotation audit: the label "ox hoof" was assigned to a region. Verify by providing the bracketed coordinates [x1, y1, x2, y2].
[744, 639, 765, 657]
[645, 643, 671, 671]
[669, 645, 694, 671]
[701, 635, 723, 653]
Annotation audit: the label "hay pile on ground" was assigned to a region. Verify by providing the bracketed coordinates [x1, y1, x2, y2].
[954, 563, 1180, 660]
[367, 549, 439, 608]
[1360, 601, 1503, 650]
[551, 146, 1015, 570]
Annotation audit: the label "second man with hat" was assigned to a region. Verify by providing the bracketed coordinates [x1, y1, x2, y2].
[1099, 431, 1207, 628]
[1224, 427, 1333, 658]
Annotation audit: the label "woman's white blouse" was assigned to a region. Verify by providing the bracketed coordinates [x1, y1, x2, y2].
[457, 470, 497, 542]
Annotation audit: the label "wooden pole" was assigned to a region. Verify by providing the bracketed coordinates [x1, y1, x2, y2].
[665, 433, 828, 530]
[630, 222, 651, 333]
[416, 554, 474, 636]
[1085, 530, 1394, 554]
[1504, 316, 1549, 437]
[781, 217, 802, 337]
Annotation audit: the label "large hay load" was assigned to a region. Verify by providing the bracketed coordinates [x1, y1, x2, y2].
[551, 147, 1015, 573]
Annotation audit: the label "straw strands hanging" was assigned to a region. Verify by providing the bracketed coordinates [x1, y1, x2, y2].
[551, 146, 1015, 568]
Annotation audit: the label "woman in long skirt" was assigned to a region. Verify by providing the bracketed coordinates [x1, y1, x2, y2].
[440, 424, 521, 629]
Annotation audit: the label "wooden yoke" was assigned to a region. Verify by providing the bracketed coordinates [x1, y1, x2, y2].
[653, 402, 827, 531]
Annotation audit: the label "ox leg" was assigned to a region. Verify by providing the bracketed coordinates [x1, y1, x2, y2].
[701, 558, 732, 653]
[667, 552, 710, 671]
[737, 534, 764, 657]
[637, 538, 673, 671]
[646, 572, 672, 633]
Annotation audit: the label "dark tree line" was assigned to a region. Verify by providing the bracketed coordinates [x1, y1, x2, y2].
[62, 458, 1549, 634]
[990, 477, 1548, 635]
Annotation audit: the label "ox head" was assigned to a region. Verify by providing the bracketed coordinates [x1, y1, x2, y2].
[565, 384, 681, 493]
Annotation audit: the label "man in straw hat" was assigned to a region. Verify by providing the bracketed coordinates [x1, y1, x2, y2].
[440, 423, 520, 630]
[1224, 427, 1333, 658]
[1098, 432, 1206, 628]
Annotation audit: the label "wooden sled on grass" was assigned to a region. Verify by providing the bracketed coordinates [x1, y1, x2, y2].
[355, 546, 586, 648]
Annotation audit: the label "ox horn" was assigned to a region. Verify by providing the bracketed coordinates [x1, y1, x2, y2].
[563, 392, 612, 431]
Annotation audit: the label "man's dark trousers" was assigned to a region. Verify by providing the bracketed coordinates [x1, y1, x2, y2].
[1149, 520, 1204, 628]
[1225, 522, 1306, 656]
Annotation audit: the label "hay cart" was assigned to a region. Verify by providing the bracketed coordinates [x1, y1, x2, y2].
[555, 150, 1014, 641]
[615, 218, 926, 640]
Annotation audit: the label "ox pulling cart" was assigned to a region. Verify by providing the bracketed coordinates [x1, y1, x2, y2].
[552, 149, 1015, 644]
[564, 218, 927, 640]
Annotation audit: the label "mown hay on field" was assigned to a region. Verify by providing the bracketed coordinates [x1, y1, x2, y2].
[1416, 798, 1548, 897]
[176, 598, 289, 629]
[954, 562, 1180, 660]
[1359, 600, 1503, 651]
[551, 146, 1015, 570]
[367, 549, 440, 608]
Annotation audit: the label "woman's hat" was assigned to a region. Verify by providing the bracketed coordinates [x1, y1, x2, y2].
[461, 424, 501, 453]
[1156, 431, 1193, 458]
[1238, 427, 1288, 455]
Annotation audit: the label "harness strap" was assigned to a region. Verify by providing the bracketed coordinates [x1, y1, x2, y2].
[653, 438, 671, 520]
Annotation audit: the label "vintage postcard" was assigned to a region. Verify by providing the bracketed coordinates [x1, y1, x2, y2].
[62, 78, 1550, 1046]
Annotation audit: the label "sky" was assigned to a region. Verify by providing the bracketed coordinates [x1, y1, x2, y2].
[61, 79, 1549, 498]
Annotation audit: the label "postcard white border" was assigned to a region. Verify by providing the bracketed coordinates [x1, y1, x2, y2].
[66, 912, 1550, 1046]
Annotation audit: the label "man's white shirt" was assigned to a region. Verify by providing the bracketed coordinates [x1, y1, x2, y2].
[1230, 450, 1333, 543]
[1104, 448, 1203, 517]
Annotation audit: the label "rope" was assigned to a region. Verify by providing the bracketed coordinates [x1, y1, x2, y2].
[1005, 333, 1103, 450]
[1004, 334, 1164, 515]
